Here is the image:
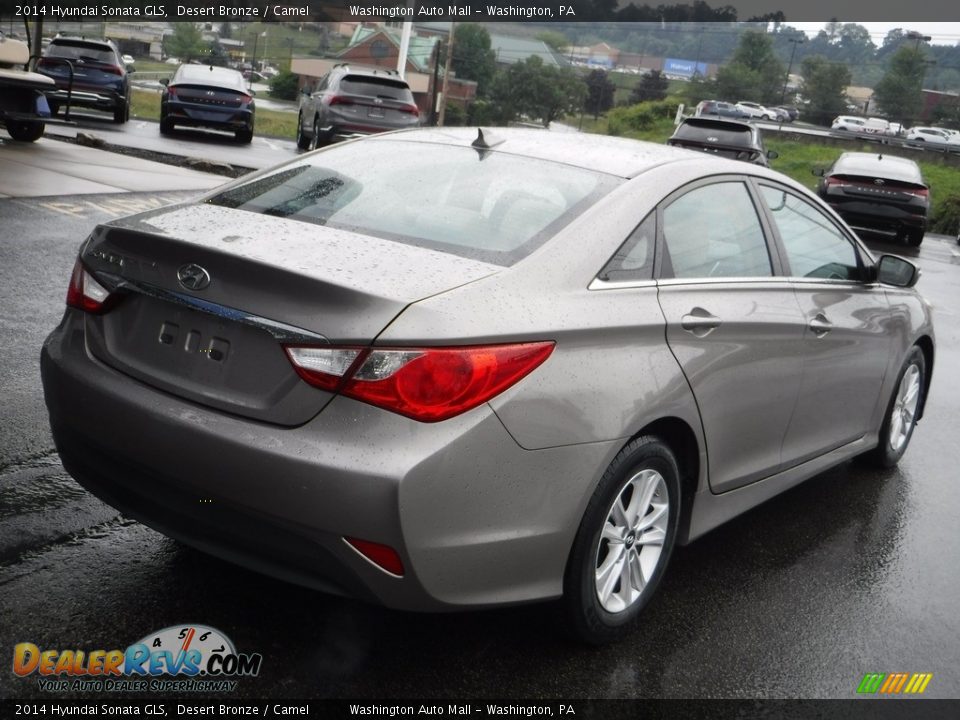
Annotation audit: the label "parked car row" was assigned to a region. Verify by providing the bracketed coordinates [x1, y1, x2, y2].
[831, 116, 960, 151]
[696, 99, 798, 123]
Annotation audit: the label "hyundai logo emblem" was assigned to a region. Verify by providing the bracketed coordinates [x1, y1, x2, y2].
[874, 178, 885, 185]
[177, 264, 211, 291]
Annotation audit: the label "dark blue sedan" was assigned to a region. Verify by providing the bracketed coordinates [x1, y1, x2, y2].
[160, 65, 255, 144]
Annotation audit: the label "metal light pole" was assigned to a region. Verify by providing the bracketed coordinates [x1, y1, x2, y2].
[780, 37, 803, 104]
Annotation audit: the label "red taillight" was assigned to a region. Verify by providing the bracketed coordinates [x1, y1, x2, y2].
[825, 177, 844, 187]
[240, 93, 253, 103]
[906, 187, 929, 198]
[66, 259, 114, 314]
[284, 342, 555, 422]
[328, 95, 354, 107]
[104, 65, 124, 76]
[399, 103, 420, 116]
[344, 537, 404, 576]
[166, 85, 177, 98]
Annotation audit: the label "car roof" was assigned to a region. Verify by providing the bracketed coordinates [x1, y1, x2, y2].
[368, 127, 712, 179]
[49, 36, 114, 49]
[832, 153, 925, 184]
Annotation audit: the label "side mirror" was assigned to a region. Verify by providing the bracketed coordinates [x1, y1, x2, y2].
[812, 168, 825, 177]
[301, 87, 309, 96]
[877, 254, 920, 288]
[767, 150, 779, 159]
[159, 77, 169, 86]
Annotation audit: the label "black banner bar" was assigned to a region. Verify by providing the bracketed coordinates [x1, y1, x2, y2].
[0, 0, 957, 23]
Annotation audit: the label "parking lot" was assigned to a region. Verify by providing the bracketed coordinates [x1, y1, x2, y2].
[2, 117, 960, 700]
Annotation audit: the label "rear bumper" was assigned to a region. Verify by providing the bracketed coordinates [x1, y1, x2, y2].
[45, 88, 124, 111]
[41, 311, 609, 610]
[162, 100, 253, 132]
[823, 197, 927, 238]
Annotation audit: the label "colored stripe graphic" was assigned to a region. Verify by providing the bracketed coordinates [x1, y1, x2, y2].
[857, 672, 933, 695]
[857, 673, 885, 694]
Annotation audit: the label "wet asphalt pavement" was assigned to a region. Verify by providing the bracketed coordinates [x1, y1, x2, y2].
[1, 193, 959, 700]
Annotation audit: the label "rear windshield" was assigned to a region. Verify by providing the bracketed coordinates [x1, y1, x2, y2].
[206, 140, 618, 265]
[672, 121, 755, 147]
[45, 41, 115, 64]
[176, 65, 245, 90]
[339, 76, 413, 102]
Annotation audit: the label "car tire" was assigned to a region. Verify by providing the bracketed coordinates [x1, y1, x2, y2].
[159, 116, 174, 135]
[563, 436, 680, 645]
[113, 99, 129, 124]
[235, 128, 254, 144]
[48, 102, 60, 116]
[313, 117, 331, 149]
[6, 120, 44, 142]
[864, 347, 925, 468]
[296, 113, 311, 150]
[907, 230, 924, 247]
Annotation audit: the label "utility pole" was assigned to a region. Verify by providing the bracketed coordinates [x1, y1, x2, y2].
[437, 22, 455, 126]
[780, 37, 804, 104]
[430, 40, 442, 126]
[906, 31, 931, 51]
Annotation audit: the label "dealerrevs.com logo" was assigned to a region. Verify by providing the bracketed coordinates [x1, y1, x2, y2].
[12, 625, 262, 693]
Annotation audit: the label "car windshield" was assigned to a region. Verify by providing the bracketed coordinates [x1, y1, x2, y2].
[45, 42, 115, 64]
[206, 140, 618, 265]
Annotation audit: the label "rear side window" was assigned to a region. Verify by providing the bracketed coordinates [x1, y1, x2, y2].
[206, 140, 618, 266]
[599, 213, 656, 282]
[660, 182, 772, 279]
[759, 185, 860, 280]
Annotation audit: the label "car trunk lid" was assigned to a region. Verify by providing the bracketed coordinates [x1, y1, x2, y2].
[78, 202, 499, 426]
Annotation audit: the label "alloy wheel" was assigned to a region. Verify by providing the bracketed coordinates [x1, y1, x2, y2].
[594, 468, 669, 613]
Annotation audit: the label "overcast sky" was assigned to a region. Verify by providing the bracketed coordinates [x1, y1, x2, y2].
[788, 22, 960, 46]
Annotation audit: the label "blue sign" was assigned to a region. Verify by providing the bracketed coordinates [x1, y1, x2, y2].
[664, 58, 708, 78]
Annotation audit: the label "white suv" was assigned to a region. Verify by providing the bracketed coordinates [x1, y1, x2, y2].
[736, 101, 777, 121]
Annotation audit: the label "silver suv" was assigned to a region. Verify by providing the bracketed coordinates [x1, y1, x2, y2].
[296, 64, 421, 150]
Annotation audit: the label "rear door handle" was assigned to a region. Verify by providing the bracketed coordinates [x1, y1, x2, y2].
[808, 313, 832, 337]
[681, 308, 721, 337]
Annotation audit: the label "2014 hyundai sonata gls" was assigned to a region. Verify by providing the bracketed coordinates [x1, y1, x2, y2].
[42, 128, 934, 644]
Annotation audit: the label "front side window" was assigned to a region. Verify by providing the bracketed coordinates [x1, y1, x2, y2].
[759, 185, 861, 280]
[660, 182, 772, 279]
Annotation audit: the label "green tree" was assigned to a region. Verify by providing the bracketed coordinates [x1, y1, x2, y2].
[585, 69, 616, 118]
[799, 55, 852, 126]
[873, 46, 927, 126]
[164, 23, 205, 63]
[489, 56, 586, 127]
[452, 25, 497, 97]
[269, 70, 300, 100]
[714, 31, 786, 103]
[631, 70, 669, 104]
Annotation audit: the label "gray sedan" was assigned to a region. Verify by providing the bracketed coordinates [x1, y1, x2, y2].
[41, 128, 934, 644]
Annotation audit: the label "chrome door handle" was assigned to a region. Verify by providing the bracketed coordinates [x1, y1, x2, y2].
[809, 313, 832, 337]
[681, 308, 721, 337]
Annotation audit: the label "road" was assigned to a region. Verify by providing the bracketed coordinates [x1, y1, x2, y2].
[1, 179, 959, 699]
